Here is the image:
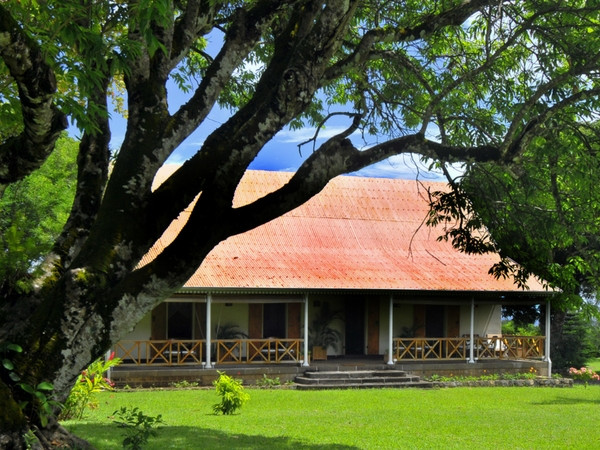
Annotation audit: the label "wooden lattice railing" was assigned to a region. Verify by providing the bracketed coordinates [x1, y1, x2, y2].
[114, 335, 544, 366]
[114, 338, 303, 366]
[392, 336, 545, 361]
[114, 340, 204, 365]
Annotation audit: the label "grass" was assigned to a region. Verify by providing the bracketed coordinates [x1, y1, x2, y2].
[586, 357, 600, 372]
[63, 386, 600, 449]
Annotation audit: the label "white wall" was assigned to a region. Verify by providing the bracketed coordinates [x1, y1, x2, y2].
[459, 304, 502, 336]
[211, 303, 249, 336]
[121, 312, 152, 340]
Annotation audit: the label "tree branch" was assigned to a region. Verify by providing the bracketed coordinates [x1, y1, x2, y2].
[226, 130, 501, 240]
[0, 5, 67, 185]
[170, 0, 219, 69]
[324, 0, 496, 81]
[51, 75, 112, 269]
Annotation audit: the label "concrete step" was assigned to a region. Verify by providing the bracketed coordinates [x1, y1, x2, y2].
[295, 369, 430, 390]
[302, 370, 408, 379]
[295, 380, 434, 390]
[295, 376, 422, 385]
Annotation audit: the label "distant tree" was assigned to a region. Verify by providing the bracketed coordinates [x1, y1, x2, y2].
[551, 311, 597, 373]
[2, 2, 600, 446]
[502, 305, 541, 333]
[0, 136, 78, 300]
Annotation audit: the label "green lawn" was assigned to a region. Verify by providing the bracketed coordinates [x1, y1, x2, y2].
[63, 386, 600, 449]
[586, 357, 600, 372]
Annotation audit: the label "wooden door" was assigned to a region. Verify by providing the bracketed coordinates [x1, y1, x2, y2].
[367, 300, 379, 355]
[248, 303, 263, 339]
[287, 303, 301, 338]
[413, 305, 426, 337]
[446, 305, 460, 337]
[151, 303, 167, 339]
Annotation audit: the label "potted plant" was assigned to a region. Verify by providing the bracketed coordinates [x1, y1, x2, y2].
[308, 303, 343, 360]
[214, 323, 248, 361]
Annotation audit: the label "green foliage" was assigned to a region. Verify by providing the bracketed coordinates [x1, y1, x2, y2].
[427, 370, 538, 382]
[18, 380, 60, 428]
[308, 302, 343, 352]
[113, 406, 164, 450]
[60, 353, 122, 420]
[0, 135, 77, 299]
[255, 374, 281, 388]
[501, 320, 540, 337]
[0, 341, 23, 381]
[169, 380, 199, 389]
[552, 311, 597, 373]
[0, 342, 61, 427]
[212, 371, 249, 415]
[454, 125, 600, 312]
[568, 367, 600, 388]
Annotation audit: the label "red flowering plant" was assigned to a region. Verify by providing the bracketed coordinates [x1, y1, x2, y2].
[568, 367, 600, 388]
[60, 351, 121, 420]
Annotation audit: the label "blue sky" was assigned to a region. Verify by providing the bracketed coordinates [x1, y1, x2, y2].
[83, 85, 455, 181]
[65, 28, 458, 181]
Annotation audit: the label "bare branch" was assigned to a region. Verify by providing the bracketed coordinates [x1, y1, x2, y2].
[297, 112, 362, 155]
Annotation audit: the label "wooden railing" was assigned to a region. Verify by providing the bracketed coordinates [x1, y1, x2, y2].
[114, 340, 204, 365]
[114, 335, 545, 366]
[114, 338, 303, 366]
[392, 336, 545, 361]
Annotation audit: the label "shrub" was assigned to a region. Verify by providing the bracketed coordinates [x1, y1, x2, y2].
[60, 352, 121, 420]
[255, 374, 281, 388]
[568, 366, 600, 388]
[171, 380, 199, 389]
[212, 371, 249, 415]
[113, 406, 164, 450]
[426, 371, 538, 383]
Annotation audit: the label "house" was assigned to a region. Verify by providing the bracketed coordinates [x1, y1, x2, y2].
[113, 166, 553, 384]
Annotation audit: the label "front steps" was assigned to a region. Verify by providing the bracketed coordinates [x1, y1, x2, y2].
[295, 369, 433, 390]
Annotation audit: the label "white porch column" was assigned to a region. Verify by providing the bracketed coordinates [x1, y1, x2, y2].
[387, 295, 394, 365]
[105, 350, 113, 383]
[468, 297, 475, 363]
[205, 293, 213, 368]
[303, 294, 310, 367]
[544, 299, 552, 376]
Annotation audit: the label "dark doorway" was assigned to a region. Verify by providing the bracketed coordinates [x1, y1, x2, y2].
[167, 303, 193, 339]
[263, 303, 286, 337]
[345, 298, 365, 355]
[425, 305, 445, 337]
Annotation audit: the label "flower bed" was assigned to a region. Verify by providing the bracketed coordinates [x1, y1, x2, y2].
[430, 377, 573, 388]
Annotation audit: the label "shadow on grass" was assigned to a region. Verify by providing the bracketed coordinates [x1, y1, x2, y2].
[65, 423, 359, 449]
[531, 395, 600, 406]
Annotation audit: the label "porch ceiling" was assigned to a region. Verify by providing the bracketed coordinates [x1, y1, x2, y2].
[142, 167, 551, 296]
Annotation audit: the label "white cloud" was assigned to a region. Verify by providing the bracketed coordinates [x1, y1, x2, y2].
[275, 126, 360, 144]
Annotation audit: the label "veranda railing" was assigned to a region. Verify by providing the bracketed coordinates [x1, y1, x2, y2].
[113, 335, 545, 366]
[392, 335, 545, 361]
[114, 338, 303, 366]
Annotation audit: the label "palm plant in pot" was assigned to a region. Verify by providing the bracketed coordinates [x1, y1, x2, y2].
[214, 323, 248, 361]
[308, 303, 343, 360]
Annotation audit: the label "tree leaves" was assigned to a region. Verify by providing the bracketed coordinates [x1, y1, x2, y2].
[457, 122, 600, 309]
[0, 135, 77, 299]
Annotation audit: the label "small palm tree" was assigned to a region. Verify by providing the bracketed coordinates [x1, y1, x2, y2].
[308, 303, 343, 353]
[215, 323, 248, 340]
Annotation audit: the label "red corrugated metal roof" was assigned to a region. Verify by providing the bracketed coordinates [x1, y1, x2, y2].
[143, 166, 548, 293]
